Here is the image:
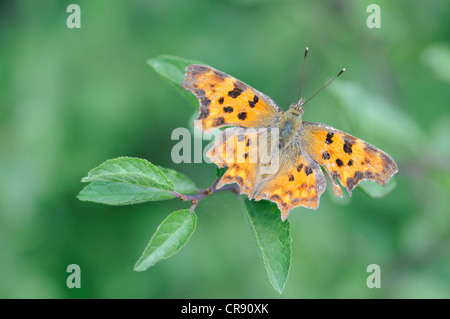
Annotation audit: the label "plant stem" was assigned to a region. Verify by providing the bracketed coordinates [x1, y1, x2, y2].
[171, 178, 240, 212]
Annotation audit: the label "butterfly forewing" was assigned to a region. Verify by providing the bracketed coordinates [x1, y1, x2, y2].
[182, 65, 281, 133]
[302, 121, 398, 196]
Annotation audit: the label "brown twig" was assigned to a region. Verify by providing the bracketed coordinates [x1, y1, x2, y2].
[171, 178, 240, 212]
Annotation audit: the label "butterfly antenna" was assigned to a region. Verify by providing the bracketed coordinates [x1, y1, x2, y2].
[297, 47, 309, 102]
[304, 68, 346, 106]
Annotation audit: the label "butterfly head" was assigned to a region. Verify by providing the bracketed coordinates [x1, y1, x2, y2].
[288, 97, 305, 117]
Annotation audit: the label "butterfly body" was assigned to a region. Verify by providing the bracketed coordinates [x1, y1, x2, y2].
[182, 64, 398, 221]
[280, 110, 301, 139]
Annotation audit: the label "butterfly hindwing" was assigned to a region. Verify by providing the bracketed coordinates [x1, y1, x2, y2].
[208, 128, 327, 221]
[252, 144, 326, 221]
[182, 65, 282, 132]
[207, 127, 261, 197]
[302, 121, 398, 196]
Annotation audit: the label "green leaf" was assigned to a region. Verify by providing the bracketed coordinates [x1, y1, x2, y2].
[156, 166, 197, 195]
[216, 167, 228, 178]
[77, 181, 177, 205]
[134, 209, 197, 271]
[78, 158, 197, 205]
[243, 198, 291, 294]
[358, 176, 397, 198]
[148, 55, 204, 109]
[81, 157, 173, 191]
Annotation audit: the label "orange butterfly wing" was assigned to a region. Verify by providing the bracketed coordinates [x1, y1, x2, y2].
[207, 127, 326, 221]
[302, 121, 398, 196]
[252, 149, 326, 221]
[207, 127, 260, 197]
[181, 64, 282, 132]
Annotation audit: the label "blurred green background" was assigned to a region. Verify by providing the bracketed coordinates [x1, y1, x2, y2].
[1, 0, 449, 298]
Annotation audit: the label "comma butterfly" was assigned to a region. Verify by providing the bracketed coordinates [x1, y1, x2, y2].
[181, 52, 398, 221]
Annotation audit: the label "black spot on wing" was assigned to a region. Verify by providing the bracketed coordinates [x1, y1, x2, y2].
[238, 112, 247, 120]
[213, 117, 225, 126]
[223, 106, 233, 113]
[297, 164, 304, 172]
[343, 139, 354, 154]
[228, 83, 243, 98]
[322, 151, 330, 160]
[218, 97, 224, 104]
[248, 95, 259, 108]
[336, 159, 344, 167]
[305, 166, 313, 176]
[325, 132, 334, 144]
